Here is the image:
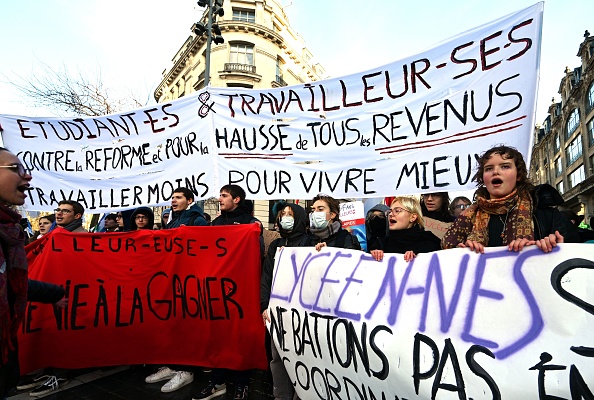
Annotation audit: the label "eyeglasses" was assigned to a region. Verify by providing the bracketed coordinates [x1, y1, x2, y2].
[135, 215, 148, 221]
[388, 207, 409, 215]
[0, 164, 32, 178]
[116, 214, 123, 219]
[54, 208, 73, 214]
[422, 194, 438, 199]
[455, 204, 471, 210]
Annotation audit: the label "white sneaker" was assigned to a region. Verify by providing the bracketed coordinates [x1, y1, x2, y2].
[145, 366, 176, 383]
[161, 371, 194, 393]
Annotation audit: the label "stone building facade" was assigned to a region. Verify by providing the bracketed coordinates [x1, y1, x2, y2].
[530, 31, 594, 223]
[154, 0, 326, 226]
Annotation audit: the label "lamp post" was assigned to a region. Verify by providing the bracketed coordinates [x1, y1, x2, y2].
[194, 0, 225, 87]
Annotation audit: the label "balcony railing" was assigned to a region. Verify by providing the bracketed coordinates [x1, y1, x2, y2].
[566, 153, 582, 167]
[275, 75, 287, 87]
[224, 63, 256, 74]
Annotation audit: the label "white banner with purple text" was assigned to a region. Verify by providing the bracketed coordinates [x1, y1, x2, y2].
[267, 243, 594, 399]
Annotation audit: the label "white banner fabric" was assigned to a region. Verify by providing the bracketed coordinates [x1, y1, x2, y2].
[0, 4, 543, 212]
[267, 243, 594, 399]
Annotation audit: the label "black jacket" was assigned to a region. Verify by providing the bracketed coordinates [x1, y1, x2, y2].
[260, 204, 310, 312]
[28, 279, 65, 303]
[308, 228, 361, 250]
[383, 224, 441, 255]
[531, 184, 580, 242]
[211, 204, 264, 258]
[211, 205, 258, 226]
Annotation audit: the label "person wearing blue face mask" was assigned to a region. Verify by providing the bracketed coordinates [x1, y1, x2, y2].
[261, 202, 311, 400]
[308, 194, 361, 251]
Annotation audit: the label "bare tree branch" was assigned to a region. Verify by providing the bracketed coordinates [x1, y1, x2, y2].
[7, 61, 144, 117]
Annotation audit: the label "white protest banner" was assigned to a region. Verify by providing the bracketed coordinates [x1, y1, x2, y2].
[0, 95, 215, 212]
[0, 4, 543, 211]
[267, 244, 594, 399]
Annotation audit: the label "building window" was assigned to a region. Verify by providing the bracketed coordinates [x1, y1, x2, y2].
[232, 9, 255, 23]
[555, 157, 562, 177]
[569, 165, 585, 188]
[566, 135, 582, 167]
[556, 180, 564, 195]
[275, 56, 287, 86]
[587, 80, 594, 113]
[565, 108, 580, 138]
[276, 57, 282, 78]
[588, 118, 594, 147]
[229, 43, 254, 65]
[554, 133, 560, 153]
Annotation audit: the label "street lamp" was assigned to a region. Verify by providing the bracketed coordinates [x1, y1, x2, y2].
[193, 0, 225, 87]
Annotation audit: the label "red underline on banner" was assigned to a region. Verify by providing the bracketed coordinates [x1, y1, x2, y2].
[220, 152, 293, 159]
[219, 153, 293, 156]
[223, 156, 289, 159]
[375, 115, 527, 154]
[378, 123, 523, 154]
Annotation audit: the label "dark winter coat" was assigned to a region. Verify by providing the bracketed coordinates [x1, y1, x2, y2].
[383, 224, 441, 255]
[530, 184, 579, 242]
[28, 280, 65, 303]
[261, 204, 310, 312]
[308, 228, 361, 250]
[211, 203, 264, 259]
[210, 204, 258, 227]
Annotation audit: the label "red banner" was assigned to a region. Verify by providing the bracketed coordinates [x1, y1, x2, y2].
[19, 224, 267, 374]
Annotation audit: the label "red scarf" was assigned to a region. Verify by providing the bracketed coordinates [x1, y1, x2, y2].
[0, 206, 28, 365]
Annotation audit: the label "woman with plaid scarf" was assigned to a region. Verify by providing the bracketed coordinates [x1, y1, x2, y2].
[442, 145, 579, 253]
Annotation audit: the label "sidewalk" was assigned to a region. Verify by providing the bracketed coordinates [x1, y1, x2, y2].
[9, 366, 274, 399]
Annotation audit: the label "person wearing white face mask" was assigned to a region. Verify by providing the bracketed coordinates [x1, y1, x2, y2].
[308, 194, 361, 252]
[261, 202, 311, 400]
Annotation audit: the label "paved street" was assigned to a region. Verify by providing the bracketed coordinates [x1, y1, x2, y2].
[9, 366, 274, 400]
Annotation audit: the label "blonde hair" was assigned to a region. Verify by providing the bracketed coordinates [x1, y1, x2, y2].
[390, 196, 425, 228]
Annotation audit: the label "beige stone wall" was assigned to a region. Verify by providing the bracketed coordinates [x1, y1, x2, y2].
[154, 0, 327, 220]
[530, 33, 594, 220]
[155, 0, 325, 102]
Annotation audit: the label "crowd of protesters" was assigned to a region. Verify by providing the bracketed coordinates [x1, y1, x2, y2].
[2, 144, 592, 399]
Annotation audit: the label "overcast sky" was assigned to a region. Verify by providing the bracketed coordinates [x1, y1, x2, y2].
[0, 0, 592, 125]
